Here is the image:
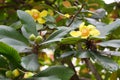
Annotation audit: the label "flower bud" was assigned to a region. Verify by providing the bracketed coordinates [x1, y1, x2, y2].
[35, 35, 43, 43]
[64, 14, 70, 18]
[6, 70, 13, 78]
[29, 34, 36, 41]
[88, 13, 92, 17]
[12, 69, 20, 77]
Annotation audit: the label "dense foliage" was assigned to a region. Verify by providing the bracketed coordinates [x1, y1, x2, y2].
[0, 0, 120, 80]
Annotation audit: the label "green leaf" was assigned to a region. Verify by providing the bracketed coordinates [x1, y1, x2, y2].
[0, 42, 21, 69]
[97, 40, 120, 48]
[21, 26, 33, 40]
[46, 29, 69, 40]
[0, 38, 30, 52]
[0, 56, 9, 74]
[0, 56, 8, 68]
[0, 25, 28, 44]
[108, 26, 120, 39]
[60, 37, 81, 44]
[0, 75, 11, 80]
[101, 51, 120, 56]
[66, 19, 82, 29]
[10, 21, 22, 29]
[41, 38, 62, 45]
[92, 8, 106, 19]
[35, 65, 74, 80]
[78, 51, 91, 58]
[91, 51, 119, 71]
[17, 10, 38, 38]
[47, 23, 56, 29]
[86, 18, 106, 27]
[60, 51, 76, 58]
[46, 16, 56, 23]
[21, 54, 40, 71]
[96, 19, 120, 38]
[25, 76, 61, 80]
[42, 28, 70, 44]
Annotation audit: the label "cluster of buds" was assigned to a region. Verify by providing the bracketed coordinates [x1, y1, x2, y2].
[29, 34, 43, 44]
[6, 69, 20, 78]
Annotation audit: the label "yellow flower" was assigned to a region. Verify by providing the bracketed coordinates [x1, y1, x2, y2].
[70, 22, 100, 39]
[64, 14, 70, 18]
[25, 9, 48, 24]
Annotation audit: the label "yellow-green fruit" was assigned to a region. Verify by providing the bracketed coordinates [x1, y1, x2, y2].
[12, 69, 20, 77]
[35, 36, 43, 43]
[6, 70, 13, 78]
[24, 72, 34, 78]
[29, 34, 36, 41]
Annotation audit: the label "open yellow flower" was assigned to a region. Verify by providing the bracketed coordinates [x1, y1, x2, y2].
[25, 9, 48, 24]
[70, 22, 100, 39]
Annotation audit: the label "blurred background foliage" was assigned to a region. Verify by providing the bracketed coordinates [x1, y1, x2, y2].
[0, 0, 120, 25]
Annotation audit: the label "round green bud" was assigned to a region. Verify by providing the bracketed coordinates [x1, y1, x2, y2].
[12, 69, 20, 77]
[35, 36, 43, 43]
[29, 34, 36, 41]
[6, 70, 13, 78]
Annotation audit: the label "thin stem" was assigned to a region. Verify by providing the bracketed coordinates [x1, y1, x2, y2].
[69, 61, 80, 80]
[61, 58, 80, 80]
[83, 58, 102, 80]
[77, 43, 102, 80]
[32, 44, 39, 54]
[67, 3, 85, 27]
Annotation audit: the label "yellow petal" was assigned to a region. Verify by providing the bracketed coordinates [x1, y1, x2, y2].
[87, 25, 96, 30]
[90, 29, 100, 37]
[70, 31, 81, 37]
[40, 10, 48, 17]
[31, 9, 40, 13]
[37, 18, 46, 24]
[25, 10, 32, 15]
[79, 22, 86, 31]
[81, 35, 89, 39]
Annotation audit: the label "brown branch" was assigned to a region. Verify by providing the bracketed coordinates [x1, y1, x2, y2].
[61, 58, 80, 80]
[77, 43, 102, 80]
[83, 58, 102, 80]
[69, 61, 80, 80]
[67, 3, 85, 27]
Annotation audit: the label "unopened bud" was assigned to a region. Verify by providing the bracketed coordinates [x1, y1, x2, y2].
[88, 13, 92, 17]
[6, 70, 13, 78]
[35, 35, 43, 43]
[64, 14, 70, 18]
[29, 34, 36, 41]
[12, 69, 20, 77]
